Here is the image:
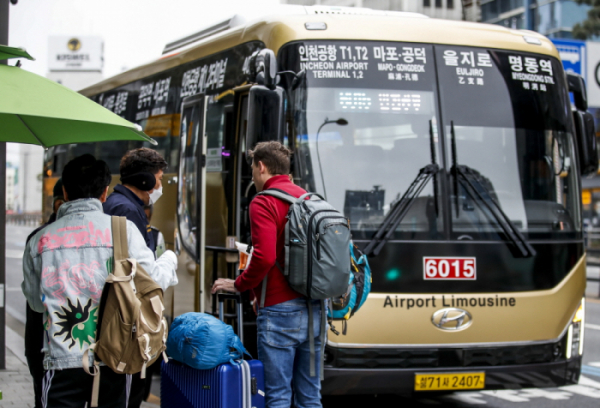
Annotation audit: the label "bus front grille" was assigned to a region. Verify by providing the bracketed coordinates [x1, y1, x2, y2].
[327, 342, 561, 369]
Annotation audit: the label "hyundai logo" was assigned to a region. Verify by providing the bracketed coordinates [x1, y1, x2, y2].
[432, 308, 472, 331]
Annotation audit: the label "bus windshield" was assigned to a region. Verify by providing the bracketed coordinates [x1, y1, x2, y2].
[281, 41, 580, 242]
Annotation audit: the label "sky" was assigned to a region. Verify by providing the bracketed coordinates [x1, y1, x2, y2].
[8, 0, 281, 78]
[6, 0, 281, 164]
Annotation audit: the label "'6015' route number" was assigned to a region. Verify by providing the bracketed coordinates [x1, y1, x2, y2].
[423, 257, 476, 280]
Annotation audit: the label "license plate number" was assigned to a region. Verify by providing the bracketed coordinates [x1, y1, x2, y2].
[414, 372, 485, 391]
[423, 257, 476, 280]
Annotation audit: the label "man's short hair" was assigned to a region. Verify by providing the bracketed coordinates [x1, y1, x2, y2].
[248, 141, 291, 175]
[62, 154, 111, 200]
[120, 148, 168, 178]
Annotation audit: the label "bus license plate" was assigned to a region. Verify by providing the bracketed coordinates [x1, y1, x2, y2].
[414, 372, 485, 391]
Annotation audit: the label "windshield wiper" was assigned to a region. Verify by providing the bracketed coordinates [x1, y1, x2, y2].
[364, 163, 439, 257]
[449, 123, 535, 258]
[429, 120, 439, 218]
[364, 120, 440, 257]
[454, 165, 536, 258]
[450, 122, 460, 218]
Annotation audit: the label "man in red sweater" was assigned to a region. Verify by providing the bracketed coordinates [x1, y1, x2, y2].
[212, 141, 324, 408]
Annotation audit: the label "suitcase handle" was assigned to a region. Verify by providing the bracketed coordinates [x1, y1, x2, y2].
[217, 293, 244, 340]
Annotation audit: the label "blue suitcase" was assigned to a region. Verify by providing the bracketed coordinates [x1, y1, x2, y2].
[161, 359, 265, 408]
[161, 294, 265, 408]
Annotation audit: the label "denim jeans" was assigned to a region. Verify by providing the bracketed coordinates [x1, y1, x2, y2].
[257, 298, 324, 408]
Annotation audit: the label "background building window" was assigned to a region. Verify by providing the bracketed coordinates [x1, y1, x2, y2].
[447, 0, 454, 8]
[424, 0, 431, 7]
[481, 0, 499, 21]
[435, 0, 442, 8]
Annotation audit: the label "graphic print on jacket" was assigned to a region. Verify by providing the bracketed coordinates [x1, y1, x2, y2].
[54, 297, 98, 350]
[37, 222, 111, 252]
[41, 259, 105, 306]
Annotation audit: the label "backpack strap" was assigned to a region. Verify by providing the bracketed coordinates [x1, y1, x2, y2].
[82, 344, 100, 407]
[320, 299, 327, 380]
[307, 299, 328, 379]
[257, 189, 295, 277]
[258, 189, 325, 205]
[259, 273, 268, 309]
[274, 260, 284, 275]
[297, 192, 325, 202]
[257, 188, 296, 204]
[258, 260, 284, 309]
[307, 300, 316, 377]
[111, 216, 129, 261]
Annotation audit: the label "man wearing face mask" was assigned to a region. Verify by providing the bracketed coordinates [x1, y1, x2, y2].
[103, 148, 166, 253]
[102, 147, 167, 407]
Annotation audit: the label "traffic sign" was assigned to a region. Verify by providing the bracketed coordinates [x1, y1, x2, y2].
[552, 39, 586, 78]
[586, 41, 600, 107]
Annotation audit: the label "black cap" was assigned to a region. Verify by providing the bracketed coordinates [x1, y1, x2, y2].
[53, 178, 64, 198]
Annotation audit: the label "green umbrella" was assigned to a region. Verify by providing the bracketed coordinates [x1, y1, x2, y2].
[0, 57, 156, 147]
[0, 44, 34, 61]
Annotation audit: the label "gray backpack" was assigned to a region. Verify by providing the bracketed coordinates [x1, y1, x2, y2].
[257, 189, 351, 377]
[258, 189, 351, 299]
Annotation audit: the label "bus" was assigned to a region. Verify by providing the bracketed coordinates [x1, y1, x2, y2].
[42, 5, 597, 395]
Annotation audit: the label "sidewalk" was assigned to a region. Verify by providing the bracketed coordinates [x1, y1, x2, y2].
[0, 337, 160, 408]
[0, 347, 34, 408]
[587, 265, 600, 299]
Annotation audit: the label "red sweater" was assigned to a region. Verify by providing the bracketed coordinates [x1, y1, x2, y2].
[234, 175, 305, 307]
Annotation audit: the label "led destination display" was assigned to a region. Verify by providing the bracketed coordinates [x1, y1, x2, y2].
[334, 89, 434, 114]
[280, 41, 436, 90]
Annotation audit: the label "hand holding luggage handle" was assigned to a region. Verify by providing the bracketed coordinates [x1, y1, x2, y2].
[217, 293, 244, 342]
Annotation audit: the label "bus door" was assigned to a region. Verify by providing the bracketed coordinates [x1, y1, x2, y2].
[233, 87, 254, 244]
[177, 94, 208, 312]
[230, 86, 261, 353]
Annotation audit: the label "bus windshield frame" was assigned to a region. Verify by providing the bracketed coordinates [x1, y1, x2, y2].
[279, 40, 581, 243]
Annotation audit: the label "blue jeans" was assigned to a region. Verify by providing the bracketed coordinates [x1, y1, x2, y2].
[257, 298, 324, 408]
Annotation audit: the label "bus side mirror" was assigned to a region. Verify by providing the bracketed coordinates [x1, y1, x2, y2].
[253, 49, 278, 90]
[246, 85, 285, 154]
[567, 71, 588, 112]
[573, 110, 598, 176]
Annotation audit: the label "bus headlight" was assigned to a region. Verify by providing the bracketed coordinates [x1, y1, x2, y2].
[566, 299, 585, 359]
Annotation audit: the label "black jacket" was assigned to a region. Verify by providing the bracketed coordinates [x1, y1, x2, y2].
[103, 184, 155, 252]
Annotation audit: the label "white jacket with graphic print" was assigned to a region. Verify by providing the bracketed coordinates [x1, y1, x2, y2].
[21, 198, 178, 370]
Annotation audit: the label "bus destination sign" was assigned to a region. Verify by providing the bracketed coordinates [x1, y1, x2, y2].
[281, 41, 435, 89]
[423, 257, 476, 280]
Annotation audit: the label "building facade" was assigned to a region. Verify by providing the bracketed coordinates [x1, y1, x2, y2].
[15, 144, 44, 214]
[280, 0, 471, 21]
[5, 165, 16, 212]
[481, 0, 591, 38]
[47, 36, 104, 91]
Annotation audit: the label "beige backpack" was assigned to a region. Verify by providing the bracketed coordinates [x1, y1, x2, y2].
[83, 216, 168, 407]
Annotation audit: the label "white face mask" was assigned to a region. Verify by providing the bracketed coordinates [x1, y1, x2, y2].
[149, 186, 163, 205]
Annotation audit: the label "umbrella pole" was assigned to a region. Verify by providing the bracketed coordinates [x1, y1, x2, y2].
[0, 0, 10, 371]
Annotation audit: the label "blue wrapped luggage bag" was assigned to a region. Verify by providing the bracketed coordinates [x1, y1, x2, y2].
[161, 294, 265, 408]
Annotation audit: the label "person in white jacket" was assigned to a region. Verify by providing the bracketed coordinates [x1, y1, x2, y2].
[22, 154, 178, 408]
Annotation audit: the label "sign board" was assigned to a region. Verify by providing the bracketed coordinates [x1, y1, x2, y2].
[423, 257, 476, 280]
[48, 36, 103, 72]
[552, 39, 586, 78]
[586, 41, 600, 107]
[206, 148, 222, 172]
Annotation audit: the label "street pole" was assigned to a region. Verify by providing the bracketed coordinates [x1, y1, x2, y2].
[22, 151, 27, 213]
[0, 0, 10, 370]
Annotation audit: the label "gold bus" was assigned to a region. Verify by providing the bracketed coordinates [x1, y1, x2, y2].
[42, 5, 597, 394]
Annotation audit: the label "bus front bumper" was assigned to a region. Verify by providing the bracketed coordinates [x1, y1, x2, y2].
[322, 357, 582, 395]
